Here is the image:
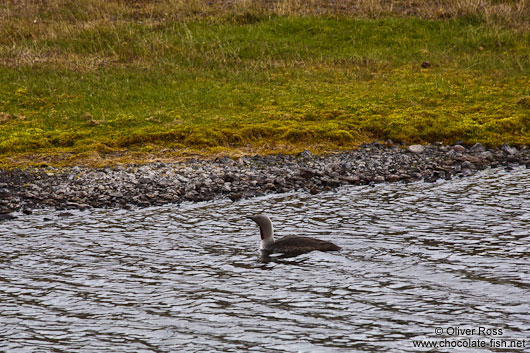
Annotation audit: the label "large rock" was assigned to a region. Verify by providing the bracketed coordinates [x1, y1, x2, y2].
[501, 143, 518, 155]
[470, 142, 485, 153]
[453, 145, 466, 153]
[298, 150, 313, 159]
[408, 144, 425, 153]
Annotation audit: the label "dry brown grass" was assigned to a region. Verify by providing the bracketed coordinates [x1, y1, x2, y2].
[1, 0, 528, 68]
[1, 0, 529, 28]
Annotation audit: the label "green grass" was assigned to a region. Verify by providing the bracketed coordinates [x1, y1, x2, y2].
[1, 11, 529, 166]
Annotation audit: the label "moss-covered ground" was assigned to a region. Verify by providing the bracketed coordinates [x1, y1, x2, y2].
[1, 0, 529, 167]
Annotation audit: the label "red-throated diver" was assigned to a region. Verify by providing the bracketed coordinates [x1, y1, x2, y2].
[249, 215, 341, 254]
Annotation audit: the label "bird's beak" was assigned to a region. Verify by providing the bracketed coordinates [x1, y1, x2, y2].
[248, 216, 257, 223]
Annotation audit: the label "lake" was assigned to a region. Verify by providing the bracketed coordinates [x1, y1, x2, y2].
[1, 167, 529, 352]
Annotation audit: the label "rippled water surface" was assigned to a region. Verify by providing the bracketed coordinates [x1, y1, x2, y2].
[1, 167, 529, 352]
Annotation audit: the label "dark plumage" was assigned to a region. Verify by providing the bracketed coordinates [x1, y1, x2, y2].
[268, 236, 341, 253]
[249, 214, 341, 254]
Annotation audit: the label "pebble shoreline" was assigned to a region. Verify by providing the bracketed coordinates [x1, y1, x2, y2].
[1, 142, 529, 220]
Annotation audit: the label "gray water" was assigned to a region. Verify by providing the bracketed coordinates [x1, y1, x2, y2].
[1, 167, 529, 353]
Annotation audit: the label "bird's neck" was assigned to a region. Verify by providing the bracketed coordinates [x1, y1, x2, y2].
[259, 224, 274, 250]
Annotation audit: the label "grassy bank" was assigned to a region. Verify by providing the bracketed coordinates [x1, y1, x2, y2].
[1, 0, 529, 167]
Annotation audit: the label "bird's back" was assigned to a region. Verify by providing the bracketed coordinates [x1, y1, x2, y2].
[267, 236, 341, 254]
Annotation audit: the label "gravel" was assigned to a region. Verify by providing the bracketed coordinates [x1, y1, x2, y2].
[1, 142, 529, 219]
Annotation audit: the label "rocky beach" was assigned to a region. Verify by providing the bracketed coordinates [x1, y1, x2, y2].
[1, 142, 529, 220]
